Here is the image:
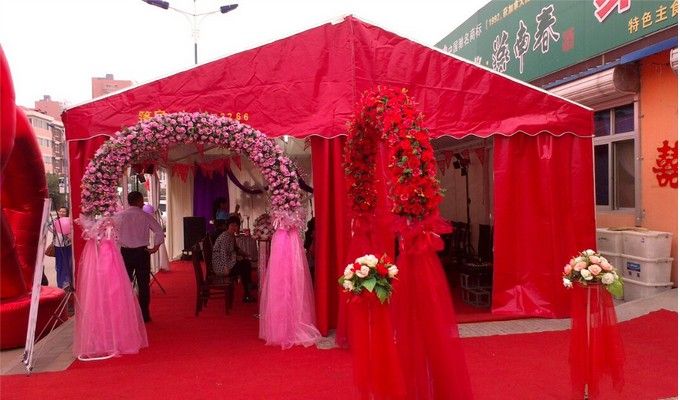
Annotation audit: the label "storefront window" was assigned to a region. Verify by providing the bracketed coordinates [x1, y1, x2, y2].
[593, 103, 637, 210]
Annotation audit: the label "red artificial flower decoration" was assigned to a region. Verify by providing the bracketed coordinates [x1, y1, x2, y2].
[344, 87, 443, 222]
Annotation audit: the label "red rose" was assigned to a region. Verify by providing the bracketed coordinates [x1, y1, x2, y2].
[376, 263, 388, 277]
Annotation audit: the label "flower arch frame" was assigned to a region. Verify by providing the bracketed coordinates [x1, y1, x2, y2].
[344, 87, 443, 223]
[81, 112, 301, 218]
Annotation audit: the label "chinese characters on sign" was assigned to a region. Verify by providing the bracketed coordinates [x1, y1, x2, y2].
[533, 4, 561, 53]
[436, 0, 677, 81]
[493, 31, 511, 72]
[137, 110, 250, 122]
[652, 140, 678, 189]
[442, 24, 482, 55]
[514, 20, 531, 73]
[628, 0, 677, 34]
[594, 0, 631, 23]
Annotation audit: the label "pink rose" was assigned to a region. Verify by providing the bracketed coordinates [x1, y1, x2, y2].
[589, 255, 601, 265]
[574, 261, 586, 271]
[563, 264, 572, 275]
[588, 264, 602, 276]
[601, 262, 613, 272]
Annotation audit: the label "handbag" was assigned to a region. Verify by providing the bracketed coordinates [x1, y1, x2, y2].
[45, 244, 55, 257]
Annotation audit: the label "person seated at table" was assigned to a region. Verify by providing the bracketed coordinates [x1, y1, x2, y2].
[212, 216, 256, 303]
[210, 218, 228, 245]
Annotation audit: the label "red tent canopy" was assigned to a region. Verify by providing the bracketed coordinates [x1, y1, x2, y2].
[63, 15, 595, 330]
[63, 15, 592, 141]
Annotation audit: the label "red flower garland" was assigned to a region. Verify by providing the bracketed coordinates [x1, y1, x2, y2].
[344, 87, 443, 222]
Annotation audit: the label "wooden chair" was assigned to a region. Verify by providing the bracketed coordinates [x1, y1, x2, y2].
[191, 237, 234, 316]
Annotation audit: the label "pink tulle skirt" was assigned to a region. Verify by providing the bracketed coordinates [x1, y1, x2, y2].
[259, 229, 321, 349]
[73, 239, 148, 360]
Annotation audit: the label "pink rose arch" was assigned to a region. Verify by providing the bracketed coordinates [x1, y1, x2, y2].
[80, 112, 301, 217]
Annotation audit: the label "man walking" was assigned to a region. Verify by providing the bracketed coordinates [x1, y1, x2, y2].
[117, 191, 165, 322]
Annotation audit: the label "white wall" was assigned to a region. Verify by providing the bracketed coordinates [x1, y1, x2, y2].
[437, 146, 494, 254]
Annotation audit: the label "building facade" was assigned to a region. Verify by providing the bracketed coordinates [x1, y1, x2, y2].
[35, 94, 64, 121]
[437, 0, 678, 283]
[91, 73, 133, 99]
[23, 107, 66, 175]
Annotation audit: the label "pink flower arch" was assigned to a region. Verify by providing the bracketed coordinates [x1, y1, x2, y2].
[81, 112, 301, 217]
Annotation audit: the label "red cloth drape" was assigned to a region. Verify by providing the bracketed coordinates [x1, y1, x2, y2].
[347, 293, 406, 400]
[311, 137, 350, 335]
[392, 220, 473, 400]
[337, 144, 396, 346]
[493, 134, 596, 317]
[67, 137, 109, 283]
[569, 285, 624, 399]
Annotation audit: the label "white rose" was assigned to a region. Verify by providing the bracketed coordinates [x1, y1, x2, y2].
[585, 249, 596, 256]
[342, 280, 354, 291]
[343, 267, 354, 280]
[365, 255, 379, 268]
[388, 265, 399, 278]
[601, 273, 615, 285]
[563, 278, 573, 288]
[580, 269, 593, 280]
[355, 265, 370, 278]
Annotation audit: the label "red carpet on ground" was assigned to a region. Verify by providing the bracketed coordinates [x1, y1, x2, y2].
[1, 261, 676, 399]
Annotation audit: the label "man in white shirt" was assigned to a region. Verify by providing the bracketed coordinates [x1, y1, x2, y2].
[117, 191, 165, 322]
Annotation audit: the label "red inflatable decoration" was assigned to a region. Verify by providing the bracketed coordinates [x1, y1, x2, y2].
[0, 46, 66, 350]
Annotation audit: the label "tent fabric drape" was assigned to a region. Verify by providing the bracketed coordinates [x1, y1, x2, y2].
[310, 137, 350, 335]
[492, 134, 597, 317]
[193, 170, 228, 232]
[167, 171, 194, 259]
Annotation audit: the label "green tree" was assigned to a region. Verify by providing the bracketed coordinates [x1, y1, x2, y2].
[46, 173, 67, 209]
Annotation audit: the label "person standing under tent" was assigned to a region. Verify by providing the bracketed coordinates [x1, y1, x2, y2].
[214, 197, 229, 223]
[48, 207, 73, 289]
[229, 203, 243, 228]
[212, 216, 256, 303]
[143, 203, 170, 272]
[116, 191, 165, 322]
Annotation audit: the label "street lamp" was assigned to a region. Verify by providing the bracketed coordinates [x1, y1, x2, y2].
[142, 0, 238, 65]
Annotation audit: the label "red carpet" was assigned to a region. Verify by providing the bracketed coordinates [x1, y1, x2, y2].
[1, 261, 677, 399]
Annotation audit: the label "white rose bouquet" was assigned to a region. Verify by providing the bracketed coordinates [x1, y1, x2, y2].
[252, 213, 274, 241]
[562, 249, 623, 298]
[338, 253, 398, 303]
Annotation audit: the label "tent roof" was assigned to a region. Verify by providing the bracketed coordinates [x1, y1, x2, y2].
[62, 15, 593, 141]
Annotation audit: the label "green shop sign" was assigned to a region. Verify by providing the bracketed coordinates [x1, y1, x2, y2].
[436, 0, 678, 82]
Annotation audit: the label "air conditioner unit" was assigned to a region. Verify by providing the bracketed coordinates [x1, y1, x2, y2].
[671, 48, 678, 72]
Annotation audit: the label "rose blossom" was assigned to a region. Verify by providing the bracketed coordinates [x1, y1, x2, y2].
[563, 278, 573, 288]
[342, 280, 355, 291]
[387, 265, 398, 278]
[344, 265, 354, 279]
[588, 264, 602, 276]
[580, 269, 593, 280]
[585, 249, 596, 256]
[589, 255, 601, 265]
[355, 265, 370, 278]
[601, 262, 614, 272]
[563, 264, 572, 275]
[601, 273, 615, 285]
[574, 261, 587, 271]
[364, 255, 379, 268]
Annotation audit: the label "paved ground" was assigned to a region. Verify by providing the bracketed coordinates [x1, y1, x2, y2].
[1, 286, 676, 378]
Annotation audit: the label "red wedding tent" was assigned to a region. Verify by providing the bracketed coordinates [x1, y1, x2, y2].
[62, 15, 595, 334]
